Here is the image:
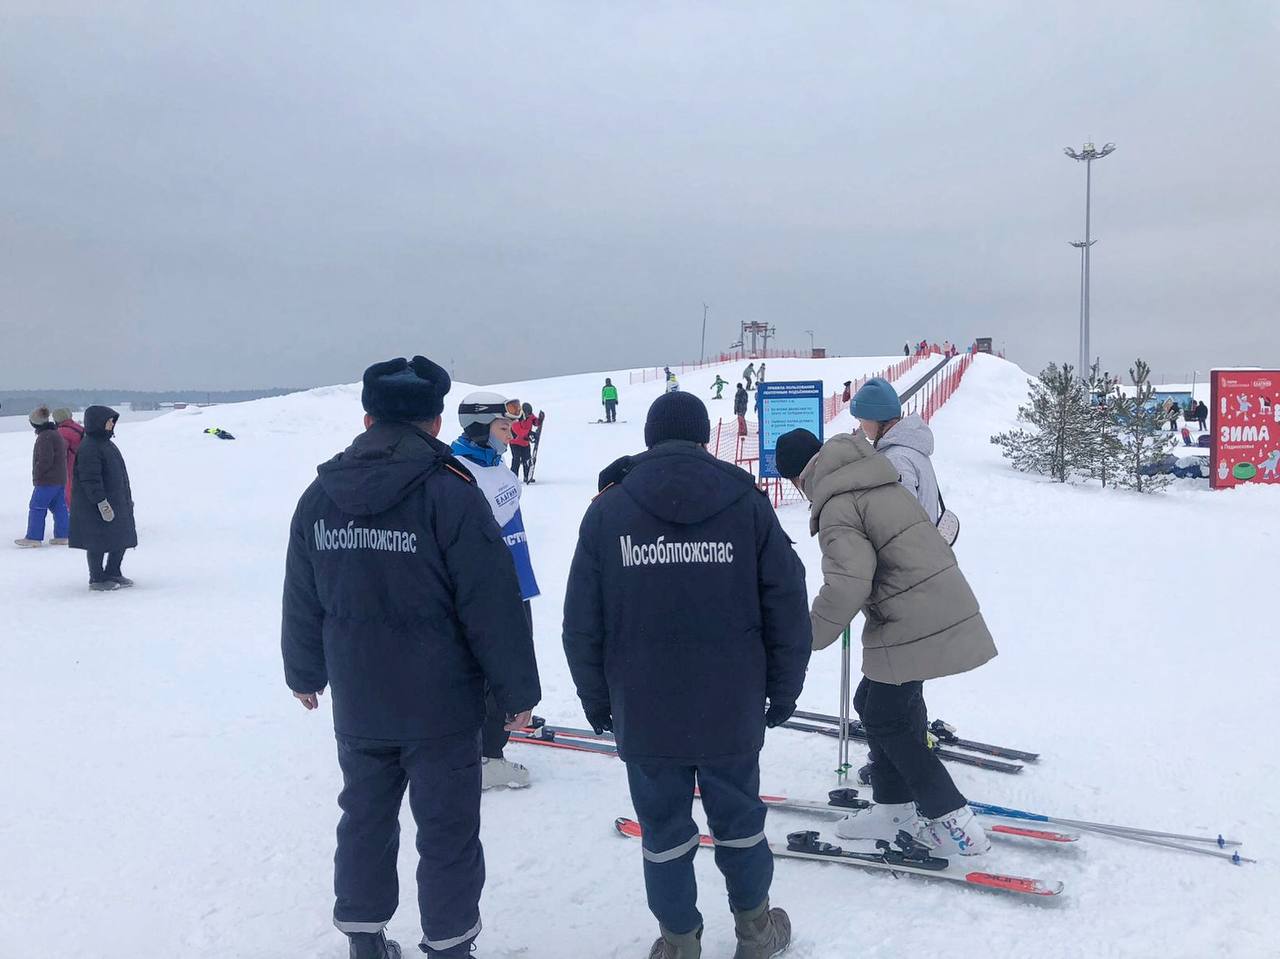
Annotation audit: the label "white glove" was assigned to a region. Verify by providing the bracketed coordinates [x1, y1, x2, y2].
[97, 500, 115, 523]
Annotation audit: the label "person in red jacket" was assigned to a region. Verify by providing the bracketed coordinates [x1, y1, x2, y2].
[509, 403, 543, 484]
[53, 408, 85, 511]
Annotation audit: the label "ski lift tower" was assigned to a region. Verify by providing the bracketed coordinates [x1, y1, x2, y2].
[739, 321, 776, 357]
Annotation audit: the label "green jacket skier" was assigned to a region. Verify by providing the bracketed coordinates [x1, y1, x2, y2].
[711, 375, 729, 400]
[601, 378, 620, 423]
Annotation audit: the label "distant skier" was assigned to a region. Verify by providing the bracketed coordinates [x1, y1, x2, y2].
[850, 378, 939, 522]
[734, 382, 749, 436]
[903, 343, 910, 357]
[68, 406, 136, 588]
[601, 378, 619, 423]
[509, 403, 543, 484]
[773, 427, 997, 856]
[711, 374, 729, 400]
[757, 363, 766, 386]
[1195, 400, 1208, 431]
[282, 356, 539, 959]
[452, 392, 542, 791]
[53, 408, 83, 511]
[665, 370, 680, 393]
[742, 362, 756, 391]
[203, 427, 236, 440]
[564, 391, 811, 959]
[15, 405, 69, 548]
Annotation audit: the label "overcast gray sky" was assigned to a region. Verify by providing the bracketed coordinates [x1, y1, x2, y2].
[2, 2, 1277, 390]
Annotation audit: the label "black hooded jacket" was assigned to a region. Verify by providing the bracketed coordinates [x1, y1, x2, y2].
[282, 421, 540, 741]
[562, 441, 811, 764]
[69, 406, 137, 552]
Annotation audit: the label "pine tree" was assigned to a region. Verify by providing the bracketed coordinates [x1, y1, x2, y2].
[1085, 362, 1126, 487]
[1109, 359, 1175, 492]
[991, 362, 1096, 482]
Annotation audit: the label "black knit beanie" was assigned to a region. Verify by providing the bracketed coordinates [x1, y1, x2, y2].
[644, 392, 711, 448]
[774, 428, 823, 479]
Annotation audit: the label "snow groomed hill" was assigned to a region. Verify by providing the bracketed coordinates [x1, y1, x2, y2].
[0, 353, 1275, 958]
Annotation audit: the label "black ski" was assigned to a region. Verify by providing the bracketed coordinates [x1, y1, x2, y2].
[779, 719, 1024, 775]
[791, 709, 1040, 763]
[526, 410, 545, 482]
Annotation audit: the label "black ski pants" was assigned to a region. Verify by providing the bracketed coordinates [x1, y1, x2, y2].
[604, 399, 618, 423]
[481, 601, 532, 758]
[626, 756, 772, 936]
[854, 677, 965, 819]
[87, 549, 126, 583]
[333, 730, 483, 957]
[510, 444, 532, 481]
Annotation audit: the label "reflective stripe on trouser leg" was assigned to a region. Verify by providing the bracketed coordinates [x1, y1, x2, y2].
[626, 762, 703, 936]
[422, 917, 482, 954]
[334, 919, 389, 935]
[697, 760, 773, 914]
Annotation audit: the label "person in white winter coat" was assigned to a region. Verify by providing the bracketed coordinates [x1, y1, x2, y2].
[850, 378, 940, 523]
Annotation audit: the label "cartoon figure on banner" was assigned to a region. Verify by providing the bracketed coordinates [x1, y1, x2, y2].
[1261, 450, 1280, 480]
[1237, 394, 1253, 416]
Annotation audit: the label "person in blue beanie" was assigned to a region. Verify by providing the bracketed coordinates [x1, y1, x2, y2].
[282, 356, 540, 959]
[850, 377, 941, 523]
[564, 391, 811, 959]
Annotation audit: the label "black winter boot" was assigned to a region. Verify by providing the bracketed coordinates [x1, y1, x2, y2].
[732, 899, 791, 959]
[647, 925, 702, 959]
[349, 930, 402, 959]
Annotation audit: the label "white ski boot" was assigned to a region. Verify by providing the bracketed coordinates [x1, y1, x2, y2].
[919, 805, 991, 857]
[834, 801, 921, 841]
[481, 757, 531, 790]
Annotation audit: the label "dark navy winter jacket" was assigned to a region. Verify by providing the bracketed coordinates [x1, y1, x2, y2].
[562, 441, 812, 765]
[282, 421, 541, 741]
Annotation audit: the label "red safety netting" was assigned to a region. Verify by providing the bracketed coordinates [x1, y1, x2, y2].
[628, 349, 805, 385]
[710, 350, 975, 507]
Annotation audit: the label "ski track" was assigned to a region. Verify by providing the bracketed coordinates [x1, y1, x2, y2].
[0, 355, 1275, 958]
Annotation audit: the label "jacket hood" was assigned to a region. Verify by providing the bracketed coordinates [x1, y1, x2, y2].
[877, 414, 934, 458]
[603, 441, 757, 525]
[317, 421, 452, 515]
[84, 406, 120, 434]
[801, 433, 900, 527]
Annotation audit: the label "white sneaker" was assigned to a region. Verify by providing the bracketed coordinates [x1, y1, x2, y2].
[14, 538, 43, 548]
[834, 801, 921, 841]
[919, 805, 991, 857]
[481, 757, 531, 790]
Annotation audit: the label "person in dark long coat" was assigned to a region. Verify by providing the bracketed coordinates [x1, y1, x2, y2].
[69, 405, 137, 590]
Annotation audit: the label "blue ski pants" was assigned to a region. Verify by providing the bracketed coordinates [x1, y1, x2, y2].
[27, 484, 69, 541]
[626, 756, 772, 935]
[333, 729, 484, 957]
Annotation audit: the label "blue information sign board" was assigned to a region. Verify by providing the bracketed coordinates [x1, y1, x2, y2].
[757, 380, 824, 478]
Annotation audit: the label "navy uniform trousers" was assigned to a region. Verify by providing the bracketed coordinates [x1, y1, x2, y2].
[333, 729, 484, 957]
[626, 756, 773, 935]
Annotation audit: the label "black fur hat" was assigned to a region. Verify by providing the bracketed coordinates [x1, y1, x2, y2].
[361, 356, 451, 423]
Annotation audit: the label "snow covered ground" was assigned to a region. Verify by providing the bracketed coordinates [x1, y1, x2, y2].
[1, 354, 1276, 958]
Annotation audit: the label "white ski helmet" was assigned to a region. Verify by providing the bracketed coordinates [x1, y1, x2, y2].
[458, 391, 515, 442]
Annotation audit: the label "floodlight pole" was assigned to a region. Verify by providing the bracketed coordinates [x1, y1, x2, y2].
[1064, 140, 1116, 377]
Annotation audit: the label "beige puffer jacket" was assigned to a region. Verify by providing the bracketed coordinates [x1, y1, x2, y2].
[798, 433, 997, 684]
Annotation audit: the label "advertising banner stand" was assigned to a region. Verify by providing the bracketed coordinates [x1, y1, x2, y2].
[1210, 370, 1280, 489]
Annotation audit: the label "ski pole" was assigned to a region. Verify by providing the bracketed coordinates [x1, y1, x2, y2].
[836, 627, 851, 782]
[1070, 823, 1255, 864]
[968, 801, 1242, 848]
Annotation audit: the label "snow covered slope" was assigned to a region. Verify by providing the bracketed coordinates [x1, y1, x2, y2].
[1, 354, 1275, 958]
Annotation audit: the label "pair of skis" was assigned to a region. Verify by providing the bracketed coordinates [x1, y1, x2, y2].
[512, 720, 1253, 865]
[613, 818, 1064, 899]
[791, 708, 1041, 763]
[780, 718, 1026, 775]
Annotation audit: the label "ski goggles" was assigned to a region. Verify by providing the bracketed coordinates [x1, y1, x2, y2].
[459, 400, 516, 420]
